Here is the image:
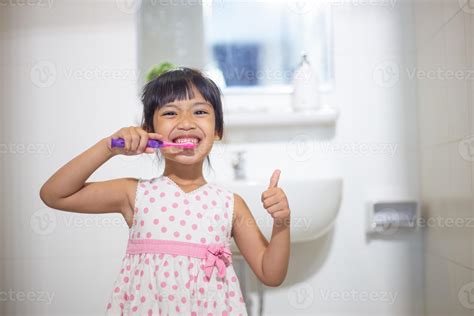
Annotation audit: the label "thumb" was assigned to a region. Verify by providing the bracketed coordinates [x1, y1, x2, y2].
[268, 169, 281, 189]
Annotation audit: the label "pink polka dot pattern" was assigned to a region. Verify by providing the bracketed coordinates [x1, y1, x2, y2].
[105, 175, 247, 315]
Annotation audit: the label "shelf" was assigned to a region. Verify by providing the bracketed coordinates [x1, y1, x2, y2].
[224, 106, 339, 128]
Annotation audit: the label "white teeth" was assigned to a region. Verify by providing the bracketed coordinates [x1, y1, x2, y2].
[174, 137, 200, 144]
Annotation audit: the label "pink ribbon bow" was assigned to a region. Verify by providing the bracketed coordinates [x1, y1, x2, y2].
[203, 243, 232, 281]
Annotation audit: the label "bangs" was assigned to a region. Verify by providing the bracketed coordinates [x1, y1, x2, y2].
[151, 77, 196, 108]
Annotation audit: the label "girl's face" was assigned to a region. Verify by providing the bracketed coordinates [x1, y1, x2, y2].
[152, 85, 218, 165]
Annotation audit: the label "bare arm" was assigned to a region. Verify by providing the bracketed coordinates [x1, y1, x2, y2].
[231, 193, 291, 287]
[39, 127, 163, 223]
[39, 137, 130, 213]
[262, 215, 290, 286]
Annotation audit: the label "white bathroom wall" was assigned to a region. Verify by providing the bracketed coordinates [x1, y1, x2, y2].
[0, 1, 144, 315]
[0, 24, 6, 315]
[414, 0, 474, 315]
[0, 0, 424, 315]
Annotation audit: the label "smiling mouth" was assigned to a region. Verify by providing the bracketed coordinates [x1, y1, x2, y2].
[172, 136, 200, 142]
[171, 137, 201, 149]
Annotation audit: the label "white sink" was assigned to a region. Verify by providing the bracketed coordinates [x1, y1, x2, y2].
[222, 178, 343, 253]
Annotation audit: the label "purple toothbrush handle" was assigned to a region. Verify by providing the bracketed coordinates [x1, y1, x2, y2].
[111, 138, 163, 148]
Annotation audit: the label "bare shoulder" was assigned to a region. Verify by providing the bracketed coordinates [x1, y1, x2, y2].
[121, 177, 140, 210]
[120, 177, 139, 229]
[231, 192, 253, 232]
[232, 193, 245, 219]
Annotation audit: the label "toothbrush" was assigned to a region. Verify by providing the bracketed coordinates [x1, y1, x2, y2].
[110, 138, 196, 149]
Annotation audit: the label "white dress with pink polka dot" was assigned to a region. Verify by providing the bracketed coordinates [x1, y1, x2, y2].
[105, 175, 248, 316]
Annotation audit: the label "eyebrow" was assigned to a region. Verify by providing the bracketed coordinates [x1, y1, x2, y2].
[161, 102, 212, 109]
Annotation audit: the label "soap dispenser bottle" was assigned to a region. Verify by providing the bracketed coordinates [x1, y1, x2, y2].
[292, 53, 321, 112]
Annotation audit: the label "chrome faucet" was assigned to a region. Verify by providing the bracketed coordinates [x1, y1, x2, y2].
[232, 150, 246, 180]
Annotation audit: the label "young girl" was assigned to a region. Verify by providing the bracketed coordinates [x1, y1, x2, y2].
[39, 67, 291, 315]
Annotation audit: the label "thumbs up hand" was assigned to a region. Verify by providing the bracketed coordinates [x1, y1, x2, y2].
[261, 169, 291, 222]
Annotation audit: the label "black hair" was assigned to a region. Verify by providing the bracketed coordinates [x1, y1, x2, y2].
[140, 67, 224, 169]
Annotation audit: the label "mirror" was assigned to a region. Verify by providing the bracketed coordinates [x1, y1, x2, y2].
[138, 0, 334, 94]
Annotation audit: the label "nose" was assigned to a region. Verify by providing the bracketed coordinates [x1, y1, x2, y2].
[176, 112, 196, 130]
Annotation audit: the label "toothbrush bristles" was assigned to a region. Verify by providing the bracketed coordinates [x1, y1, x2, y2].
[176, 142, 196, 148]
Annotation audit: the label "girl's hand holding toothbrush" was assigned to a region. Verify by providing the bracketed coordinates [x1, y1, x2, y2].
[261, 169, 291, 224]
[106, 126, 164, 156]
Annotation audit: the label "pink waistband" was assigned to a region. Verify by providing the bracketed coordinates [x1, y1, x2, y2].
[126, 239, 233, 282]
